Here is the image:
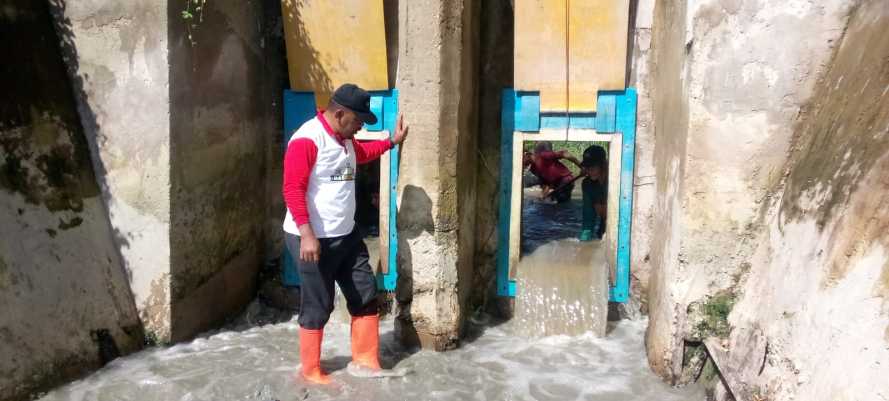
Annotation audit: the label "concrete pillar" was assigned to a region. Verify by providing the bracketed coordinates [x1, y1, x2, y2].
[645, 0, 690, 382]
[394, 0, 479, 350]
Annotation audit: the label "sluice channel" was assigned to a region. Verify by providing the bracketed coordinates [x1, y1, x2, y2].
[36, 318, 703, 401]
[38, 188, 702, 401]
[4, 0, 887, 400]
[515, 193, 607, 337]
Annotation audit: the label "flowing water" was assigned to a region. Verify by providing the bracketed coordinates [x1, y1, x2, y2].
[37, 315, 703, 401]
[515, 192, 608, 337]
[37, 189, 703, 401]
[514, 239, 608, 337]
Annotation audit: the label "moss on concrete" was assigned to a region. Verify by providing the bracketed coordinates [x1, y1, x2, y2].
[689, 291, 736, 340]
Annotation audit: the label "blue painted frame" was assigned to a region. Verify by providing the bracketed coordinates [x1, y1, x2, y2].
[497, 90, 518, 297]
[373, 89, 400, 292]
[281, 89, 400, 291]
[496, 88, 637, 302]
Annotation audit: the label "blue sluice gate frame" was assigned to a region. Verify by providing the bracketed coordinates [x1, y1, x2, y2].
[281, 89, 400, 291]
[497, 88, 637, 302]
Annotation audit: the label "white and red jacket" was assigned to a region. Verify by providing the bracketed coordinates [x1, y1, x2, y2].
[282, 111, 392, 238]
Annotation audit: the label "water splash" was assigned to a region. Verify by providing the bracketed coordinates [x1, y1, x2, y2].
[35, 191, 704, 400]
[515, 239, 608, 337]
[37, 317, 703, 401]
[515, 193, 608, 337]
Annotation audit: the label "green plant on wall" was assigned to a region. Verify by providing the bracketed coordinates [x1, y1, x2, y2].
[693, 291, 737, 339]
[181, 0, 207, 46]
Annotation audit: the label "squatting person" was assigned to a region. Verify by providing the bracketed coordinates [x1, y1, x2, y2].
[282, 83, 409, 384]
[522, 141, 582, 203]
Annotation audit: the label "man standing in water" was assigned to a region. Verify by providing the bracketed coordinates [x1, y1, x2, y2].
[282, 84, 409, 384]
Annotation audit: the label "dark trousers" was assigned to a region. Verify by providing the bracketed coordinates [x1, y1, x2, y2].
[285, 230, 379, 329]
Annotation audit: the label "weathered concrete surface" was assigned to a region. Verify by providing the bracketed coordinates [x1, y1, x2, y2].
[167, 0, 285, 342]
[645, 0, 691, 381]
[394, 0, 479, 350]
[49, 0, 286, 343]
[0, 2, 143, 399]
[644, 0, 889, 399]
[720, 1, 889, 399]
[471, 0, 514, 319]
[624, 0, 657, 319]
[49, 0, 173, 341]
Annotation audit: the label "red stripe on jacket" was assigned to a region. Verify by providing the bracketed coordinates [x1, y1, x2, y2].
[282, 112, 393, 227]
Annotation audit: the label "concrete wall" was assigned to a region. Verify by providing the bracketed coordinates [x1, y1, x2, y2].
[167, 0, 285, 342]
[645, 0, 691, 379]
[643, 0, 889, 399]
[49, 0, 285, 343]
[721, 1, 889, 398]
[645, 0, 854, 382]
[472, 0, 514, 318]
[0, 2, 143, 399]
[49, 0, 173, 341]
[623, 0, 657, 318]
[394, 0, 479, 350]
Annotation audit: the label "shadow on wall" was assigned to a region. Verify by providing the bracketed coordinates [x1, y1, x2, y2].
[47, 0, 135, 280]
[625, 0, 638, 87]
[395, 184, 434, 347]
[0, 0, 144, 398]
[281, 0, 332, 94]
[383, 0, 399, 89]
[165, 0, 289, 341]
[472, 0, 514, 318]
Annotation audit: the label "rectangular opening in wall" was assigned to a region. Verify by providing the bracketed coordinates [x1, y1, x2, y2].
[356, 159, 381, 262]
[519, 140, 609, 255]
[354, 131, 390, 277]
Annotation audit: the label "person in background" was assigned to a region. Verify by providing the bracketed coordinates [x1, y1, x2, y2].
[579, 145, 608, 241]
[282, 83, 409, 384]
[522, 141, 582, 203]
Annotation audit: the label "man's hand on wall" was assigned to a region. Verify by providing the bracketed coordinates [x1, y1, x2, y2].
[391, 114, 409, 145]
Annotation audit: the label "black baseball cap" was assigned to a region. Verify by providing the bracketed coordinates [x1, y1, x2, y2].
[331, 83, 378, 125]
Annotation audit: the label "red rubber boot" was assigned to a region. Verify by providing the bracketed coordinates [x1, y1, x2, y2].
[299, 328, 331, 384]
[350, 314, 381, 370]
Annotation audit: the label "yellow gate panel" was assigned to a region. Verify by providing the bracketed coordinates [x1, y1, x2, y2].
[514, 0, 629, 112]
[515, 0, 568, 113]
[281, 0, 389, 107]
